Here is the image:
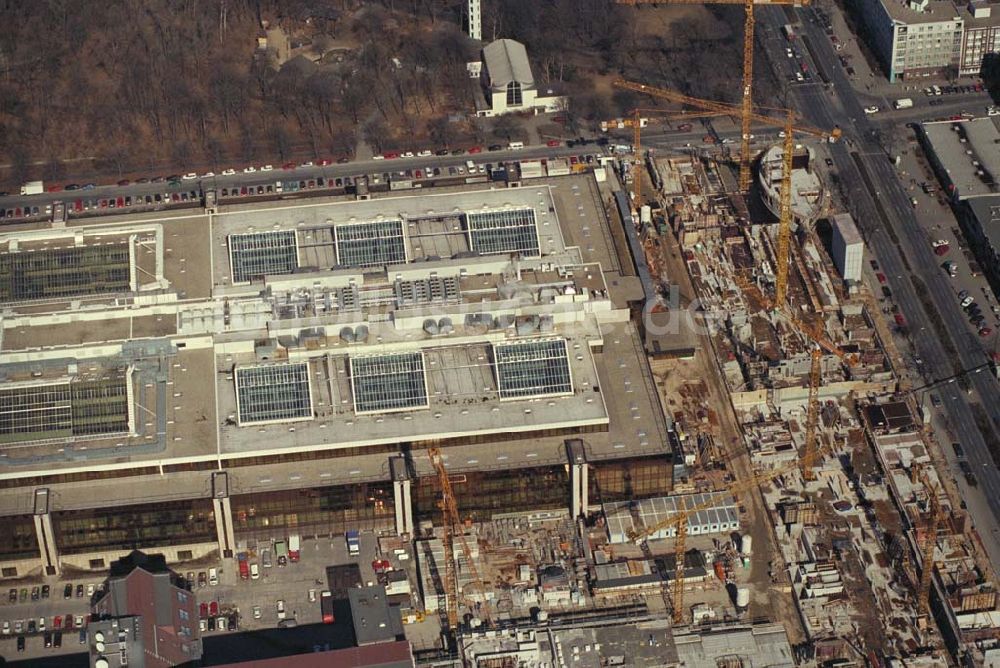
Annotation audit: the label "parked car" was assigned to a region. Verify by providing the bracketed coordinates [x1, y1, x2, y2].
[64, 584, 73, 599]
[276, 600, 286, 620]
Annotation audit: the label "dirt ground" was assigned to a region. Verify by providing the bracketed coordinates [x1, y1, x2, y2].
[651, 210, 808, 643]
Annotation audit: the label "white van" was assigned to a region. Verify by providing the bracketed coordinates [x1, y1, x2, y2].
[466, 159, 476, 171]
[208, 567, 219, 586]
[508, 141, 524, 150]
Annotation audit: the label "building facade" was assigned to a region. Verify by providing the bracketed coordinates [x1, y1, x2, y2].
[476, 39, 565, 117]
[0, 176, 673, 580]
[857, 0, 1000, 81]
[831, 213, 864, 284]
[89, 551, 202, 668]
[960, 2, 1000, 74]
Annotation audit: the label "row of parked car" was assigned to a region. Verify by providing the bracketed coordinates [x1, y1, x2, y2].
[6, 582, 96, 604]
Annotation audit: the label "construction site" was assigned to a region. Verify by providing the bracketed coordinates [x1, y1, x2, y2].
[3, 3, 1000, 668]
[410, 74, 1000, 668]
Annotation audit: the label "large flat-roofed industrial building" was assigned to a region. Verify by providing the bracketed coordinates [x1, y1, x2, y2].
[0, 177, 675, 578]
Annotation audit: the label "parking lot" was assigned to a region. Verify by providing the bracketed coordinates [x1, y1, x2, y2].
[0, 578, 103, 660]
[0, 529, 445, 662]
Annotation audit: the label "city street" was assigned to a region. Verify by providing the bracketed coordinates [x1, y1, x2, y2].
[756, 4, 1000, 568]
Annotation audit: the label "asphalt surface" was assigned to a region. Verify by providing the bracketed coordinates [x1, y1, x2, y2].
[756, 5, 1000, 567]
[0, 145, 596, 219]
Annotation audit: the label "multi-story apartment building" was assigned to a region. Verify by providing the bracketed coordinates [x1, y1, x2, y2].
[856, 0, 1000, 81]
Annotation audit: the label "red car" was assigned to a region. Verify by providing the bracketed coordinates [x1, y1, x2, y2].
[209, 601, 219, 616]
[894, 313, 906, 326]
[383, 152, 399, 159]
[933, 244, 950, 256]
[116, 197, 124, 207]
[64, 616, 73, 629]
[282, 162, 296, 170]
[47, 185, 63, 193]
[117, 179, 130, 186]
[546, 140, 560, 147]
[74, 199, 83, 212]
[876, 272, 887, 283]
[318, 158, 332, 166]
[54, 615, 62, 628]
[199, 603, 208, 618]
[468, 146, 483, 154]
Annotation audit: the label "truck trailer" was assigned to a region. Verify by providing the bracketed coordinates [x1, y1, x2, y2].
[20, 181, 44, 196]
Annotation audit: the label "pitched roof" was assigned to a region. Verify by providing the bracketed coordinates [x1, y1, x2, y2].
[482, 39, 533, 89]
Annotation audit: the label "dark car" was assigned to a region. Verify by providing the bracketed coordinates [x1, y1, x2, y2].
[79, 628, 87, 644]
[31, 586, 39, 601]
[208, 617, 216, 631]
[881, 286, 892, 299]
[488, 144, 502, 151]
[8, 588, 16, 602]
[228, 615, 237, 631]
[435, 149, 450, 156]
[953, 442, 965, 458]
[44, 632, 52, 648]
[54, 631, 62, 648]
[65, 184, 80, 191]
[64, 583, 72, 599]
[28, 620, 36, 634]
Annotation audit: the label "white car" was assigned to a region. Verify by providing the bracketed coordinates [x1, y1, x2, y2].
[243, 166, 257, 173]
[182, 173, 198, 180]
[276, 600, 286, 620]
[299, 161, 314, 168]
[86, 584, 95, 597]
[372, 155, 385, 160]
[2, 620, 9, 635]
[222, 168, 237, 176]
[401, 151, 414, 158]
[74, 615, 83, 627]
[250, 563, 260, 580]
[260, 165, 273, 172]
[864, 105, 879, 114]
[961, 296, 975, 308]
[199, 618, 207, 632]
[785, 48, 793, 58]
[201, 171, 215, 178]
[932, 239, 949, 248]
[795, 72, 804, 82]
[252, 605, 262, 619]
[988, 107, 1000, 117]
[417, 150, 432, 157]
[308, 589, 316, 602]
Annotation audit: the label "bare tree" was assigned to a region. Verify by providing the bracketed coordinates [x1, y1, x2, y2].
[363, 117, 390, 154]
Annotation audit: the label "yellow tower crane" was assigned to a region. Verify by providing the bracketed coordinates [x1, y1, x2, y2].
[615, 0, 811, 192]
[427, 447, 492, 630]
[602, 108, 731, 206]
[917, 475, 945, 614]
[625, 435, 834, 624]
[613, 79, 840, 305]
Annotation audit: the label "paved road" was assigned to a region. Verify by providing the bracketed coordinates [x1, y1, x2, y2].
[757, 5, 1000, 568]
[0, 144, 599, 220]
